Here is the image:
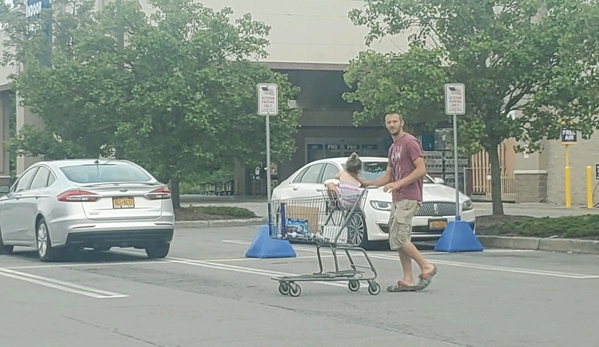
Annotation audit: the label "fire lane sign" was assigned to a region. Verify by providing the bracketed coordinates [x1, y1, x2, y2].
[561, 128, 577, 144]
[257, 83, 278, 116]
[444, 83, 466, 116]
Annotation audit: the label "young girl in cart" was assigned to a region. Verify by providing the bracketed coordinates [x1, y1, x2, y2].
[271, 152, 381, 297]
[324, 152, 363, 208]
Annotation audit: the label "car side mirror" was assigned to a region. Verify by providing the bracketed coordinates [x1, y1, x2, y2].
[433, 177, 444, 184]
[0, 185, 10, 194]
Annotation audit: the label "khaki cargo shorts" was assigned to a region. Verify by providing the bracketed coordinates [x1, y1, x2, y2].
[388, 200, 421, 250]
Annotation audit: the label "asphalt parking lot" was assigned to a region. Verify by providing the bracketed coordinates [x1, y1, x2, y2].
[1, 225, 599, 347]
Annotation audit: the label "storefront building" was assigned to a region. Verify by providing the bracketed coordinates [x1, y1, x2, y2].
[1, 0, 598, 206]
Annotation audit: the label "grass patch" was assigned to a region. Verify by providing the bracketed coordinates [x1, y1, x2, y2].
[476, 214, 599, 240]
[175, 206, 258, 221]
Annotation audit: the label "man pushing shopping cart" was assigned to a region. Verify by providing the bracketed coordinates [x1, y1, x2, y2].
[357, 111, 438, 292]
[268, 112, 437, 296]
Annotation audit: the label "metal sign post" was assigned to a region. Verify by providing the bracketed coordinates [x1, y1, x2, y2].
[257, 83, 278, 203]
[561, 128, 577, 208]
[444, 83, 466, 219]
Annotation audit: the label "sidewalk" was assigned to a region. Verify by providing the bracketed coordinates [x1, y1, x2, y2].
[473, 202, 599, 218]
[179, 196, 599, 255]
[181, 195, 599, 220]
[475, 201, 599, 210]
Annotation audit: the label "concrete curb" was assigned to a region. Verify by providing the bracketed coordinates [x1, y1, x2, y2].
[477, 235, 599, 255]
[175, 218, 266, 229]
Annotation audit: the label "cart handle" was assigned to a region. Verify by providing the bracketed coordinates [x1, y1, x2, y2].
[315, 186, 378, 192]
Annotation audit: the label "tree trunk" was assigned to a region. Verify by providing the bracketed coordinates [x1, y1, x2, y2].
[487, 141, 504, 215]
[171, 178, 181, 209]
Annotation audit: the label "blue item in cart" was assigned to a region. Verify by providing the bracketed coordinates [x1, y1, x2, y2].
[285, 218, 310, 238]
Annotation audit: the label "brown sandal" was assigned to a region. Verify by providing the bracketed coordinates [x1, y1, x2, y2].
[416, 265, 438, 290]
[387, 280, 418, 292]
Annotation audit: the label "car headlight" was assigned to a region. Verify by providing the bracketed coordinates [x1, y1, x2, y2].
[370, 201, 392, 211]
[462, 199, 473, 211]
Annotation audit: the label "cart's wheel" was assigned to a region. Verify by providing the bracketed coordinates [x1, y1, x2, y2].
[289, 283, 302, 297]
[368, 281, 381, 295]
[278, 282, 290, 295]
[348, 280, 360, 292]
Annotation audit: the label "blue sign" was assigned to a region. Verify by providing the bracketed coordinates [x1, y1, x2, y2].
[362, 144, 378, 150]
[26, 0, 50, 18]
[561, 129, 577, 144]
[326, 144, 341, 150]
[344, 144, 360, 151]
[307, 144, 323, 150]
[420, 134, 435, 151]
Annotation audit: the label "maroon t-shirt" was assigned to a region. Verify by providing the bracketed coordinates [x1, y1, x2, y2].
[388, 133, 424, 203]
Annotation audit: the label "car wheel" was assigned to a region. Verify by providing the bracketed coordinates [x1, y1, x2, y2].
[0, 229, 13, 255]
[145, 242, 170, 258]
[346, 212, 370, 249]
[36, 218, 59, 262]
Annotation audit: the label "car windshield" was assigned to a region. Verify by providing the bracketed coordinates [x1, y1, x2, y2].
[60, 163, 152, 184]
[361, 161, 433, 183]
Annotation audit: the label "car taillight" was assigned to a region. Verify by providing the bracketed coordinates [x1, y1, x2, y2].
[57, 190, 101, 202]
[145, 187, 171, 200]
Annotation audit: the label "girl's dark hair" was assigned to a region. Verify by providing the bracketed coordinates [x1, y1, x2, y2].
[345, 152, 362, 174]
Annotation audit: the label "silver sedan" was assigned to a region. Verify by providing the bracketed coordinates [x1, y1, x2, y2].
[0, 159, 175, 261]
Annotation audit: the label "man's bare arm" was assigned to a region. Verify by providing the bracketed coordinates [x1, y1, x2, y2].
[360, 165, 392, 187]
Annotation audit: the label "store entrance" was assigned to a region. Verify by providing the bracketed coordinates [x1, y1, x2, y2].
[305, 138, 385, 163]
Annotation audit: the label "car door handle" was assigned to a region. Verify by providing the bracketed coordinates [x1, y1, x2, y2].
[292, 186, 299, 191]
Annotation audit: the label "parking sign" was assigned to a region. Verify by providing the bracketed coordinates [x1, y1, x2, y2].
[445, 83, 465, 115]
[257, 83, 278, 116]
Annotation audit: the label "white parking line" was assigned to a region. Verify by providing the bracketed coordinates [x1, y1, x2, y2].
[222, 240, 258, 246]
[370, 254, 599, 279]
[209, 255, 333, 262]
[220, 240, 599, 279]
[0, 268, 129, 299]
[4, 260, 168, 270]
[108, 249, 352, 289]
[165, 257, 349, 288]
[221, 239, 534, 255]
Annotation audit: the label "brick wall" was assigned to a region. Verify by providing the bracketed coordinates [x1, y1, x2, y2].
[515, 171, 547, 203]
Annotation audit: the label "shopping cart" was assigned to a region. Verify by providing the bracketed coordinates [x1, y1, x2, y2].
[268, 187, 380, 297]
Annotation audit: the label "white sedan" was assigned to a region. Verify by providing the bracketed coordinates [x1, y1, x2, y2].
[271, 156, 476, 248]
[0, 159, 175, 261]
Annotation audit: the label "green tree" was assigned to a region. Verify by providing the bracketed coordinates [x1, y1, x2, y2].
[1, 0, 124, 159]
[1, 0, 301, 208]
[345, 0, 599, 214]
[114, 0, 300, 207]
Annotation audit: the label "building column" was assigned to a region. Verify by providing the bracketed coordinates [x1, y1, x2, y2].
[15, 92, 44, 176]
[0, 91, 11, 185]
[513, 139, 548, 203]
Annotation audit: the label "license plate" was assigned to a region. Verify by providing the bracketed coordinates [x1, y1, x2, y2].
[113, 197, 135, 209]
[428, 219, 447, 230]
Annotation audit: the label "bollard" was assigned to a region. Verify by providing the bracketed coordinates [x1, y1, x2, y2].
[564, 144, 571, 208]
[588, 166, 593, 209]
[565, 165, 571, 208]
